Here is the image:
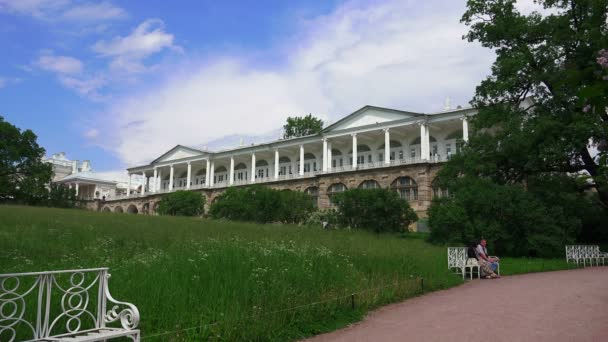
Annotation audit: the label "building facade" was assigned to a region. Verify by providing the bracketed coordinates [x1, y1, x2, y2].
[99, 104, 473, 225]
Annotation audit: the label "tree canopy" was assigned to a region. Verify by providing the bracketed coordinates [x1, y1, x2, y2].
[440, 0, 608, 207]
[0, 116, 53, 204]
[283, 114, 324, 139]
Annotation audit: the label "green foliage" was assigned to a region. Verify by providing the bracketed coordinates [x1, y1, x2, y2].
[156, 191, 205, 216]
[283, 114, 324, 139]
[428, 177, 577, 257]
[457, 0, 608, 207]
[209, 185, 314, 223]
[304, 209, 341, 228]
[0, 116, 53, 204]
[47, 183, 76, 208]
[332, 188, 418, 232]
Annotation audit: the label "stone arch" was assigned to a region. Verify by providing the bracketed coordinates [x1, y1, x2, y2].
[102, 206, 111, 212]
[358, 179, 381, 189]
[142, 202, 150, 215]
[327, 182, 347, 205]
[410, 136, 437, 145]
[304, 186, 319, 208]
[127, 204, 138, 214]
[391, 176, 418, 201]
[152, 202, 161, 214]
[114, 206, 124, 213]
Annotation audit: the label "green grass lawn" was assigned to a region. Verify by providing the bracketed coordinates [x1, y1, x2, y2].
[0, 205, 572, 341]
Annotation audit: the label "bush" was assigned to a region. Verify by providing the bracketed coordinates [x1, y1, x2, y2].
[209, 185, 314, 224]
[304, 209, 341, 228]
[157, 191, 205, 216]
[332, 188, 418, 232]
[47, 183, 76, 208]
[428, 177, 577, 257]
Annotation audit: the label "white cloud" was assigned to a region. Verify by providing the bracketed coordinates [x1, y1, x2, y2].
[0, 77, 5, 88]
[35, 53, 83, 74]
[58, 75, 106, 99]
[92, 19, 178, 73]
[0, 0, 68, 18]
[62, 1, 126, 22]
[84, 128, 99, 138]
[100, 0, 495, 167]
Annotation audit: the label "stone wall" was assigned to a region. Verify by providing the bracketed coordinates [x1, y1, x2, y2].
[97, 162, 443, 221]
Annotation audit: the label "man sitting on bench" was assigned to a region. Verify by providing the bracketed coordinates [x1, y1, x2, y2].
[477, 239, 500, 275]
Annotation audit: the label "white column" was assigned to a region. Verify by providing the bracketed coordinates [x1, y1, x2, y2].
[152, 168, 158, 193]
[205, 159, 211, 186]
[209, 161, 215, 186]
[94, 186, 98, 199]
[157, 169, 162, 191]
[384, 128, 390, 164]
[322, 138, 328, 172]
[352, 133, 358, 169]
[186, 162, 192, 189]
[168, 165, 174, 190]
[462, 116, 469, 142]
[327, 142, 332, 171]
[75, 183, 79, 197]
[251, 153, 256, 182]
[141, 172, 146, 194]
[274, 149, 279, 179]
[127, 173, 131, 196]
[299, 145, 304, 176]
[426, 124, 431, 159]
[229, 156, 235, 185]
[420, 123, 428, 160]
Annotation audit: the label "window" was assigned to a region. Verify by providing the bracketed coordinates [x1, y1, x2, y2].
[368, 155, 372, 163]
[339, 158, 343, 167]
[391, 177, 418, 201]
[410, 148, 416, 158]
[446, 143, 452, 158]
[432, 179, 450, 199]
[305, 187, 319, 208]
[327, 183, 347, 205]
[399, 151, 404, 160]
[432, 145, 438, 155]
[359, 180, 380, 189]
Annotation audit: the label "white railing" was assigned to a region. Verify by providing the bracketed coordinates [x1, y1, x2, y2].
[0, 268, 140, 341]
[108, 156, 447, 200]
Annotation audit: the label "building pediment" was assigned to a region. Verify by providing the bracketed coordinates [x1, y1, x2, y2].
[323, 106, 422, 133]
[152, 145, 204, 164]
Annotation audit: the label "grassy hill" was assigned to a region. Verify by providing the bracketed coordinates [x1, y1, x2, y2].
[0, 205, 569, 341]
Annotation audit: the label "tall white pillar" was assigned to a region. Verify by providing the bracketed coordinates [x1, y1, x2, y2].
[426, 124, 431, 159]
[299, 145, 304, 176]
[205, 159, 211, 186]
[152, 168, 158, 193]
[384, 128, 390, 164]
[186, 162, 192, 189]
[322, 138, 328, 172]
[420, 123, 428, 160]
[127, 173, 131, 196]
[229, 156, 235, 185]
[157, 169, 162, 192]
[251, 153, 256, 182]
[141, 172, 146, 194]
[209, 161, 215, 186]
[274, 149, 279, 179]
[168, 165, 174, 190]
[327, 142, 332, 171]
[462, 116, 469, 142]
[351, 133, 358, 169]
[75, 183, 79, 197]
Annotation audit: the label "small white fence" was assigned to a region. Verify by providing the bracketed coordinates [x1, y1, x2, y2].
[565, 245, 607, 267]
[0, 267, 140, 342]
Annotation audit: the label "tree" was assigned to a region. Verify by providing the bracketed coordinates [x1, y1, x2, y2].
[283, 114, 323, 139]
[332, 188, 418, 232]
[47, 183, 77, 208]
[451, 0, 608, 207]
[0, 116, 52, 204]
[157, 191, 205, 216]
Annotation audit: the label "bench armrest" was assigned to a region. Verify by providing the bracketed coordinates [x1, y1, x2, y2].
[104, 274, 140, 330]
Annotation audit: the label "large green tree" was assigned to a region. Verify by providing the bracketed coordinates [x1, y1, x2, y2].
[443, 0, 608, 207]
[0, 116, 52, 204]
[283, 114, 323, 139]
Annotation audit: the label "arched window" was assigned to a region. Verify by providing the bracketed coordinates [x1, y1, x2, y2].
[331, 149, 342, 155]
[127, 204, 138, 214]
[215, 166, 227, 173]
[279, 156, 291, 163]
[114, 206, 123, 213]
[195, 168, 206, 175]
[348, 145, 372, 165]
[359, 180, 381, 189]
[378, 140, 403, 162]
[431, 179, 450, 199]
[234, 163, 247, 170]
[256, 160, 269, 167]
[445, 130, 463, 140]
[304, 186, 319, 208]
[391, 177, 418, 201]
[327, 183, 347, 205]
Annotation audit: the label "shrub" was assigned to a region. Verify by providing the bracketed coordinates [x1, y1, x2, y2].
[209, 185, 314, 224]
[304, 209, 341, 228]
[428, 177, 577, 257]
[332, 188, 418, 232]
[47, 183, 77, 208]
[157, 191, 205, 216]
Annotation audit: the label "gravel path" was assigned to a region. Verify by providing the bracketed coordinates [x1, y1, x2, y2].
[305, 268, 608, 342]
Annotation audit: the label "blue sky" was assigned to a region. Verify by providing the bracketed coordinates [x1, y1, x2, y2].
[0, 0, 519, 181]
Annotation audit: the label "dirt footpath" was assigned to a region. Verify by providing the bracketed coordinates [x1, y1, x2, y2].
[305, 268, 608, 342]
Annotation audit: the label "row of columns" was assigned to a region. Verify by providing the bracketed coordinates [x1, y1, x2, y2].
[126, 117, 470, 196]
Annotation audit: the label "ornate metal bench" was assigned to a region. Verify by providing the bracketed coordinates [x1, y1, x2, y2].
[0, 268, 140, 342]
[566, 245, 607, 267]
[447, 247, 479, 280]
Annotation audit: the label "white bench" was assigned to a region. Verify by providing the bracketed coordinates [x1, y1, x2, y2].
[566, 245, 607, 267]
[0, 267, 140, 342]
[448, 247, 479, 280]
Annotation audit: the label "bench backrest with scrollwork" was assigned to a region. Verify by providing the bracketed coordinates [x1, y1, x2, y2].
[447, 247, 467, 270]
[0, 267, 139, 342]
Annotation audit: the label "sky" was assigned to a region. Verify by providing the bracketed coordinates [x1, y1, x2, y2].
[0, 0, 536, 182]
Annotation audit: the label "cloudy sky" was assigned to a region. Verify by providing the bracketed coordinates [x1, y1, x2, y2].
[0, 0, 524, 181]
